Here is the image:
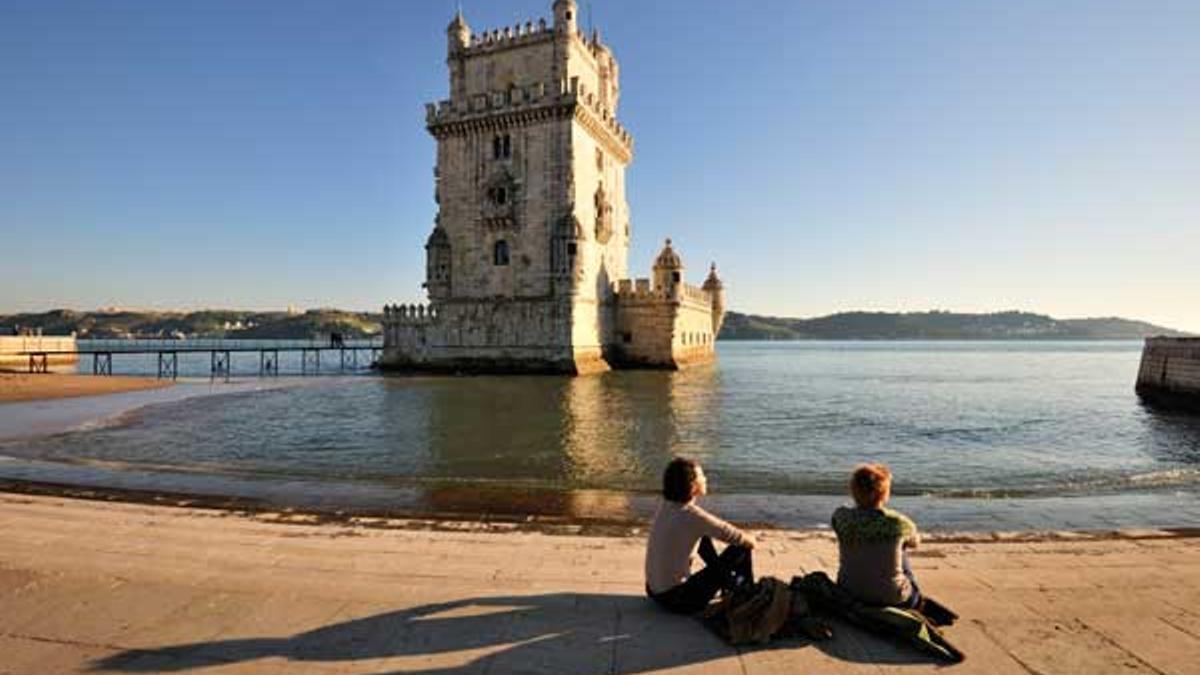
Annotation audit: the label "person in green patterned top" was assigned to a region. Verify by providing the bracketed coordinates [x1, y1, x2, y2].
[831, 463, 922, 607]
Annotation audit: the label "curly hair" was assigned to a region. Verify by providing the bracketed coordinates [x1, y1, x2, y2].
[850, 463, 892, 508]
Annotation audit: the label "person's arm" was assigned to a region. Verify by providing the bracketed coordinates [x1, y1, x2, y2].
[688, 505, 756, 549]
[897, 512, 920, 549]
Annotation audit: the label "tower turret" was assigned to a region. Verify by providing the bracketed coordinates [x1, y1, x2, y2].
[553, 0, 578, 35]
[702, 263, 726, 336]
[447, 8, 470, 53]
[653, 238, 684, 299]
[424, 225, 452, 300]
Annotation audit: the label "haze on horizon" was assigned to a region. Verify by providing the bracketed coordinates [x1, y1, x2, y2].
[1, 0, 1197, 332]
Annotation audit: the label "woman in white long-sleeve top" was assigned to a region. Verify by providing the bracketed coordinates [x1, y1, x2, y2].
[644, 457, 756, 614]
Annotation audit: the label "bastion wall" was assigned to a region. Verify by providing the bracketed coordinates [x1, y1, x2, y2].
[1136, 337, 1200, 410]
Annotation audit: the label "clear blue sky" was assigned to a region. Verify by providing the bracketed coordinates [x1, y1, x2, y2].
[2, 0, 1197, 331]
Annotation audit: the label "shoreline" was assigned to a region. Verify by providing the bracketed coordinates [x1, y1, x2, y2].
[2, 477, 1198, 543]
[0, 372, 172, 403]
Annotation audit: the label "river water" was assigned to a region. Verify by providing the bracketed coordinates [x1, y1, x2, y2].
[2, 341, 1199, 530]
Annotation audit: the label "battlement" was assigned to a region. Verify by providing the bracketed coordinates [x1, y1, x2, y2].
[613, 278, 665, 302]
[383, 303, 441, 325]
[462, 18, 554, 54]
[457, 16, 609, 61]
[425, 76, 633, 152]
[612, 279, 714, 307]
[680, 284, 711, 305]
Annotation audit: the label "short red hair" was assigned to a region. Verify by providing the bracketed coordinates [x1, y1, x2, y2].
[850, 463, 892, 508]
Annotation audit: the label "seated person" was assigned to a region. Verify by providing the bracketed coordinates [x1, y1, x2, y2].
[832, 463, 922, 608]
[645, 457, 756, 614]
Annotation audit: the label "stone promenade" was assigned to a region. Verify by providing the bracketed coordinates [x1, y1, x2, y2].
[2, 493, 1198, 674]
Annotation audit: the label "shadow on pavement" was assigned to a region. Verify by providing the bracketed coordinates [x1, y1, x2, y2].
[90, 592, 935, 673]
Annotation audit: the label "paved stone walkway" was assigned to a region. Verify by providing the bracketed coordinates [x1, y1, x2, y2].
[2, 493, 1199, 674]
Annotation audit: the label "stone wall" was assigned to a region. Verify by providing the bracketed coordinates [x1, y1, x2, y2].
[380, 300, 596, 374]
[1136, 337, 1200, 410]
[0, 335, 78, 372]
[609, 282, 716, 369]
[671, 289, 718, 366]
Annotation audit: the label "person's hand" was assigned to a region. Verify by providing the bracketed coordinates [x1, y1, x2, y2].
[742, 534, 758, 549]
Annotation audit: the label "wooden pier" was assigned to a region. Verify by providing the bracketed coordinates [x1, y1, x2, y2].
[14, 340, 383, 381]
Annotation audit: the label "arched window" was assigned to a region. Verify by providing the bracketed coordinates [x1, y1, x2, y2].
[493, 240, 510, 266]
[502, 134, 512, 159]
[493, 136, 502, 160]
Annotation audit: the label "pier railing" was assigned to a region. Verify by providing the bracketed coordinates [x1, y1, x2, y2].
[14, 338, 385, 381]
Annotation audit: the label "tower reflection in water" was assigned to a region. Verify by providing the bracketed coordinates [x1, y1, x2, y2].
[408, 365, 724, 520]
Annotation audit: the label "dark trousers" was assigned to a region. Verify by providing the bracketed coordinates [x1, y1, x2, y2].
[649, 536, 754, 615]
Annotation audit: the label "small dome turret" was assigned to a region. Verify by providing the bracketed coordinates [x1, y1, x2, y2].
[553, 0, 578, 34]
[425, 226, 450, 248]
[702, 262, 723, 291]
[703, 262, 726, 337]
[447, 8, 470, 52]
[653, 238, 684, 296]
[653, 238, 683, 270]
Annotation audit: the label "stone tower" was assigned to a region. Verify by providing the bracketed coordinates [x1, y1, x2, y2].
[382, 2, 723, 374]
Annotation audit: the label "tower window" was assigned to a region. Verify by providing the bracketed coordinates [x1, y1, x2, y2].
[493, 136, 502, 159]
[567, 242, 577, 256]
[487, 186, 509, 205]
[672, 271, 681, 283]
[503, 134, 511, 159]
[493, 240, 510, 266]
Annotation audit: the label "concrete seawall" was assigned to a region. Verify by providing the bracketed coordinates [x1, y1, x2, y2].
[0, 335, 78, 373]
[1136, 337, 1200, 410]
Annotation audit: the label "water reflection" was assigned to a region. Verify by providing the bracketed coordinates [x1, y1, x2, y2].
[1139, 403, 1200, 466]
[7, 343, 1200, 522]
[394, 366, 726, 518]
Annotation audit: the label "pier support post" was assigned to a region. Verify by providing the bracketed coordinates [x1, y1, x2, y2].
[28, 353, 48, 374]
[210, 350, 231, 382]
[259, 350, 279, 377]
[157, 352, 178, 380]
[301, 348, 320, 375]
[339, 348, 358, 372]
[92, 353, 112, 376]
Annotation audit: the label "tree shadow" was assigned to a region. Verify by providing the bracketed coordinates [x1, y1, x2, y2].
[90, 592, 942, 673]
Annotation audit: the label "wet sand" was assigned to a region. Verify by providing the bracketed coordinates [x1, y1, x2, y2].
[0, 373, 171, 403]
[2, 492, 1198, 674]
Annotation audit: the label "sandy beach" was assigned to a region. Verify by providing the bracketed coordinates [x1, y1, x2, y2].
[2, 493, 1198, 674]
[0, 373, 172, 404]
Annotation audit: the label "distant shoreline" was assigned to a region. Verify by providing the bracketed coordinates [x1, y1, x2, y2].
[2, 308, 1192, 342]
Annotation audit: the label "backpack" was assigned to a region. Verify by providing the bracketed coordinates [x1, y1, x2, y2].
[703, 576, 792, 645]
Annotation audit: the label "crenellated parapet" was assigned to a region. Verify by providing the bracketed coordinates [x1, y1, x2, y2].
[613, 278, 668, 303]
[382, 303, 441, 325]
[462, 18, 554, 54]
[425, 76, 633, 161]
[612, 278, 714, 309]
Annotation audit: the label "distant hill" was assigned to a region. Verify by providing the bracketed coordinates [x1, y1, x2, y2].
[718, 310, 1192, 341]
[0, 309, 382, 340]
[1, 308, 1189, 341]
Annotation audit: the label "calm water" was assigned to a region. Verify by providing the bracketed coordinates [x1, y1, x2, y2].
[3, 341, 1200, 528]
